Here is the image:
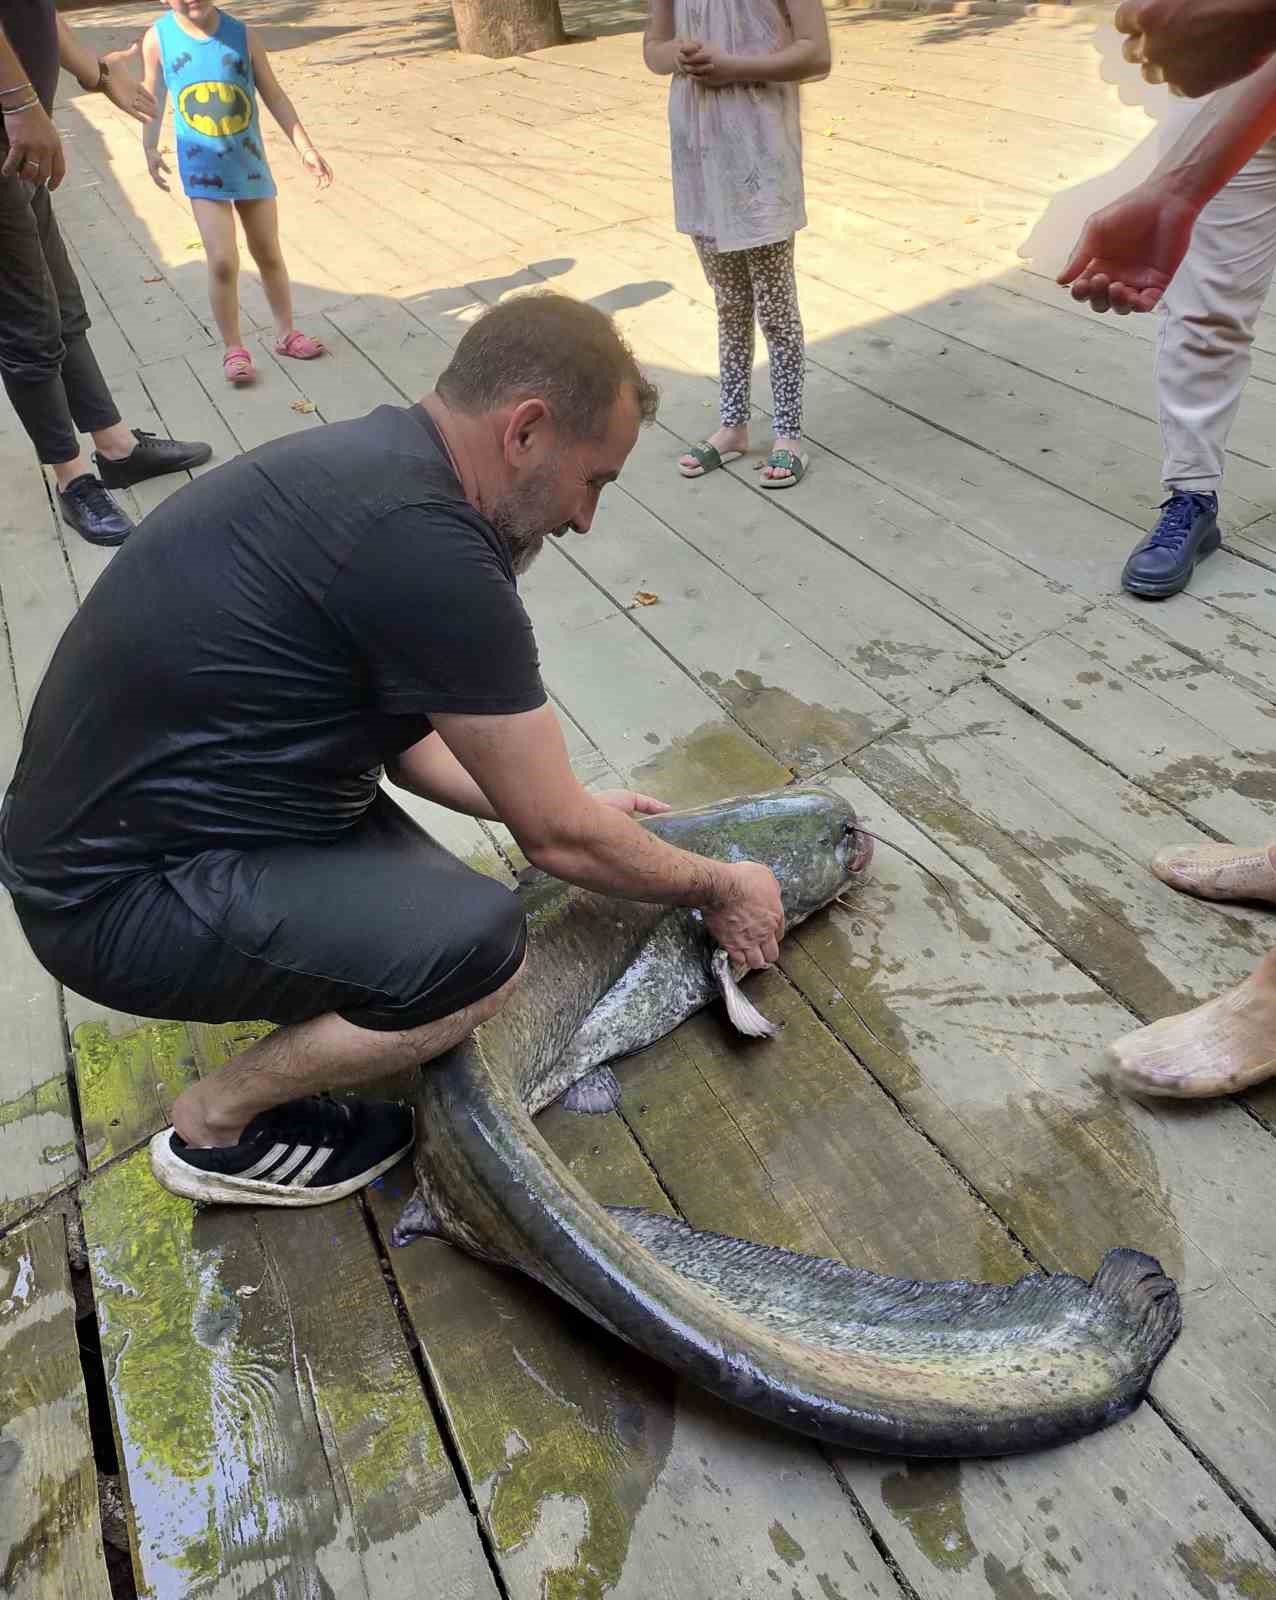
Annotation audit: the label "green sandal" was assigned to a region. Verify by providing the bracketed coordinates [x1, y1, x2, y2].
[678, 442, 744, 479]
[758, 447, 809, 489]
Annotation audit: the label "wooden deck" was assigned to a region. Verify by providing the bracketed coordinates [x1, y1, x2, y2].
[3, 3, 1276, 1595]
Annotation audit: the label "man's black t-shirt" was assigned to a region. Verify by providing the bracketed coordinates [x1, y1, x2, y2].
[0, 1, 61, 141]
[0, 404, 546, 909]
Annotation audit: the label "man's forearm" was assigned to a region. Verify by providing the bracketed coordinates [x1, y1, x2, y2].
[1153, 55, 1276, 208]
[526, 801, 728, 909]
[55, 16, 103, 91]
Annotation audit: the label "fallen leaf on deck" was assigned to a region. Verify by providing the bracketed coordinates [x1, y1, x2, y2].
[184, 238, 201, 249]
[142, 274, 163, 283]
[290, 399, 318, 414]
[235, 1282, 262, 1297]
[632, 591, 659, 607]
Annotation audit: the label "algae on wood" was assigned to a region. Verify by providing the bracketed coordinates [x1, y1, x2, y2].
[83, 1151, 493, 1599]
[0, 1213, 112, 1600]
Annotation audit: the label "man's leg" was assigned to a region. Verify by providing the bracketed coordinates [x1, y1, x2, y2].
[171, 962, 524, 1149]
[1123, 132, 1276, 597]
[28, 185, 212, 495]
[19, 796, 529, 1206]
[0, 175, 130, 544]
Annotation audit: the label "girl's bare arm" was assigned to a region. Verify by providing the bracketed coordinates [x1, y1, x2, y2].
[247, 28, 331, 185]
[644, 1, 681, 75]
[688, 0, 832, 85]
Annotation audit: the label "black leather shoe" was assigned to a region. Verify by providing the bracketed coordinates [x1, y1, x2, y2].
[1121, 491, 1220, 598]
[57, 474, 134, 547]
[94, 428, 212, 489]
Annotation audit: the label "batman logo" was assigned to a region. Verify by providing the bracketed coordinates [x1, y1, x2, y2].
[243, 134, 264, 162]
[178, 80, 252, 138]
[170, 50, 192, 72]
[222, 52, 246, 77]
[188, 171, 225, 189]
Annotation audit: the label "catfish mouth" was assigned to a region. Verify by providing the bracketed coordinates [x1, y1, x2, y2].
[841, 820, 875, 878]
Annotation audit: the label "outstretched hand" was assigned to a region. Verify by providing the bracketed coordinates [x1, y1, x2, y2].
[100, 49, 157, 123]
[594, 789, 672, 817]
[1057, 183, 1198, 313]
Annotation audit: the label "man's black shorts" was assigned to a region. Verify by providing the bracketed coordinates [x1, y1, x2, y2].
[15, 795, 526, 1032]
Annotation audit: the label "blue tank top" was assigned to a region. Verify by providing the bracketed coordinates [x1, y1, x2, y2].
[154, 9, 276, 202]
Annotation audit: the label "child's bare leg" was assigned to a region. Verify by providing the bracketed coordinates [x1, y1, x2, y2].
[236, 197, 293, 340]
[685, 237, 754, 466]
[191, 197, 243, 349]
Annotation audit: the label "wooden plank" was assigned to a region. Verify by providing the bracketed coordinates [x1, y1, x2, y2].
[557, 466, 904, 773]
[326, 295, 457, 401]
[781, 765, 1276, 1526]
[0, 1212, 112, 1600]
[0, 421, 78, 718]
[137, 356, 242, 480]
[996, 608, 1276, 841]
[525, 240, 1085, 666]
[365, 1126, 903, 1600]
[853, 678, 1276, 1119]
[522, 546, 790, 806]
[83, 1151, 497, 1598]
[254, 317, 405, 423]
[608, 219, 1150, 599]
[615, 964, 1276, 1598]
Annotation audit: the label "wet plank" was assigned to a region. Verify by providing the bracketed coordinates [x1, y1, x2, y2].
[67, 997, 272, 1173]
[0, 460, 78, 1228]
[781, 766, 1276, 1527]
[0, 1212, 111, 1600]
[996, 607, 1276, 841]
[618, 959, 1276, 1598]
[556, 468, 905, 773]
[83, 1150, 495, 1600]
[848, 676, 1276, 1125]
[522, 544, 790, 807]
[366, 1122, 902, 1600]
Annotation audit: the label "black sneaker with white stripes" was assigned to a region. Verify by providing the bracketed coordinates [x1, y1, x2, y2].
[149, 1094, 413, 1207]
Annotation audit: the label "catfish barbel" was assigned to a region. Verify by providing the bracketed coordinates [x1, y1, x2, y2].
[397, 786, 1181, 1457]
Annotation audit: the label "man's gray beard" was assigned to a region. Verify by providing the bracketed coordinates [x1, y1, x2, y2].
[490, 462, 570, 576]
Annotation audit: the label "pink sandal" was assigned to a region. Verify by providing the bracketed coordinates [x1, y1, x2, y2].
[223, 346, 255, 386]
[275, 329, 325, 361]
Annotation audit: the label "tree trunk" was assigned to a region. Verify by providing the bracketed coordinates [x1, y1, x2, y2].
[450, 0, 566, 57]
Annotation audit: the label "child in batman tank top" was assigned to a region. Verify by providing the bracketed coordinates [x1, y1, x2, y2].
[141, 1, 332, 385]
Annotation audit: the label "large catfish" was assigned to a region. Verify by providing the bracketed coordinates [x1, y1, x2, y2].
[399, 786, 1181, 1458]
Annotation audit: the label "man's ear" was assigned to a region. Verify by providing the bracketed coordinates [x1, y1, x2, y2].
[504, 397, 552, 462]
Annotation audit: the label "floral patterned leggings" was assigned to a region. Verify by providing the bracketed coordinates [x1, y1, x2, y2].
[694, 235, 804, 439]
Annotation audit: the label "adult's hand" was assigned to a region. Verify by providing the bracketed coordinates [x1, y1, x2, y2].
[1057, 181, 1198, 312]
[593, 789, 672, 817]
[1, 102, 66, 189]
[99, 50, 157, 123]
[703, 860, 785, 972]
[1115, 0, 1276, 97]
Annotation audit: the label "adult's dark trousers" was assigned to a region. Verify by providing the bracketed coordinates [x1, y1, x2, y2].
[0, 174, 120, 464]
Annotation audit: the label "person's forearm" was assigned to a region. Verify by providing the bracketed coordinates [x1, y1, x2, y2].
[524, 800, 729, 908]
[387, 742, 499, 821]
[0, 25, 32, 96]
[55, 16, 104, 91]
[644, 36, 679, 74]
[1152, 55, 1276, 208]
[729, 39, 830, 83]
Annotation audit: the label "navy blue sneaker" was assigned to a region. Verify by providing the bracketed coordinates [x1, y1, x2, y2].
[1121, 491, 1220, 598]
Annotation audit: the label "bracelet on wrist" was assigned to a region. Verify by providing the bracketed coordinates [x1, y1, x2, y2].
[1, 95, 40, 115]
[0, 80, 34, 102]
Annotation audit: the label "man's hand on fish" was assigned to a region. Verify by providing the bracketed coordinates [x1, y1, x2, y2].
[703, 860, 786, 972]
[1115, 0, 1276, 96]
[593, 789, 672, 816]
